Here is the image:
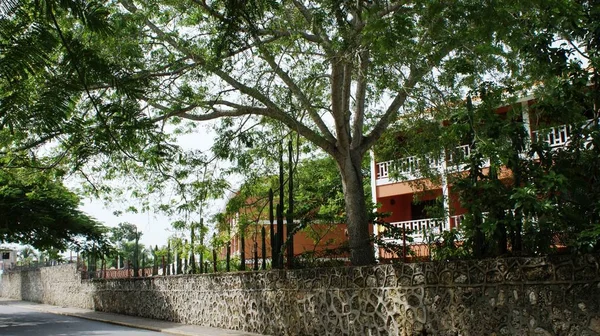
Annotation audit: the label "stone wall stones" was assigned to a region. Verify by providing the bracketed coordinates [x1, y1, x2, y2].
[2, 255, 599, 335]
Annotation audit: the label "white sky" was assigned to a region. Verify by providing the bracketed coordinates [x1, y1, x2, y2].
[75, 122, 238, 249]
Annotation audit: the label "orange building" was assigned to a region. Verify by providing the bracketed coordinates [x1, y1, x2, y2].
[218, 192, 349, 266]
[370, 95, 595, 260]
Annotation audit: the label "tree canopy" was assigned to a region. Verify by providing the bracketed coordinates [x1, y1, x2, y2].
[3, 0, 597, 264]
[98, 0, 524, 265]
[0, 167, 108, 251]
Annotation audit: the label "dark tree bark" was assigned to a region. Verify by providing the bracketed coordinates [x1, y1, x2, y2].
[336, 150, 375, 265]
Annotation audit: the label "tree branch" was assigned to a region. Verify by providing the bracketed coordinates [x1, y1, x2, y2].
[342, 60, 353, 138]
[360, 68, 421, 154]
[351, 49, 369, 149]
[290, 0, 333, 56]
[0, 132, 62, 155]
[119, 0, 334, 154]
[330, 60, 351, 149]
[188, 0, 322, 54]
[257, 29, 324, 45]
[182, 106, 335, 153]
[250, 33, 336, 143]
[181, 107, 270, 121]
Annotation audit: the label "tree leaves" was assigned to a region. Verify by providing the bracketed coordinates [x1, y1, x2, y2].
[0, 167, 108, 251]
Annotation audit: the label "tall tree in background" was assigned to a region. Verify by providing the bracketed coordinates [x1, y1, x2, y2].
[108, 222, 143, 270]
[109, 0, 521, 265]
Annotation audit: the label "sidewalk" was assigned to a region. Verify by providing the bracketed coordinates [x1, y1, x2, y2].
[0, 298, 267, 336]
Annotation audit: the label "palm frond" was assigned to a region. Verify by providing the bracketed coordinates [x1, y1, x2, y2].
[0, 0, 21, 17]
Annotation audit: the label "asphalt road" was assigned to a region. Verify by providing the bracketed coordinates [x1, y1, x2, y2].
[0, 304, 171, 336]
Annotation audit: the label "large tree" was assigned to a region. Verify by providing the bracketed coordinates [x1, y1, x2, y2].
[1, 0, 526, 265]
[112, 0, 521, 265]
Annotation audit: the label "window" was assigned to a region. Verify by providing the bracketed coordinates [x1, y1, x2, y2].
[411, 199, 437, 220]
[2, 252, 10, 260]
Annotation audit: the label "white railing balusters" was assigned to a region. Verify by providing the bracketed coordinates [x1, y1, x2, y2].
[376, 120, 596, 185]
[381, 218, 449, 244]
[532, 119, 594, 149]
[381, 215, 464, 245]
[375, 154, 442, 185]
[376, 160, 391, 179]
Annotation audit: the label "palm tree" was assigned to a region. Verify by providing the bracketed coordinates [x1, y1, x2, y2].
[18, 247, 37, 265]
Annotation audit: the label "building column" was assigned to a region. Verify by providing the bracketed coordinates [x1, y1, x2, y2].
[440, 150, 451, 231]
[522, 100, 532, 145]
[370, 150, 380, 260]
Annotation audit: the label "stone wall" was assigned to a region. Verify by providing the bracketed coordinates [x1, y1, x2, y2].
[2, 255, 600, 336]
[0, 263, 94, 309]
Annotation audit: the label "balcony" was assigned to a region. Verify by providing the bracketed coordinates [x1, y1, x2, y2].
[379, 215, 463, 245]
[375, 144, 488, 186]
[376, 155, 442, 185]
[531, 119, 594, 149]
[375, 120, 597, 186]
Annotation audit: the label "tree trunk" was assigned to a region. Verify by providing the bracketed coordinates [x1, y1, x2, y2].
[511, 153, 523, 254]
[337, 151, 375, 266]
[190, 225, 196, 274]
[133, 235, 140, 277]
[489, 166, 507, 256]
[495, 213, 508, 256]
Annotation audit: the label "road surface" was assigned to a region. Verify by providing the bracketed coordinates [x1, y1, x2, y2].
[0, 303, 171, 336]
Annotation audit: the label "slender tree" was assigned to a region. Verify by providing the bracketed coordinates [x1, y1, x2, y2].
[286, 140, 295, 268]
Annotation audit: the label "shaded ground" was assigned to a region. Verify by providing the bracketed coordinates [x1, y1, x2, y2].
[0, 302, 171, 336]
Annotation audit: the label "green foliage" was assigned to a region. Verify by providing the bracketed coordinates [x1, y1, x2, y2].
[375, 2, 600, 256]
[7, 0, 599, 265]
[294, 156, 346, 223]
[17, 247, 36, 264]
[0, 0, 152, 166]
[107, 222, 146, 268]
[430, 229, 469, 261]
[523, 127, 600, 252]
[109, 222, 140, 243]
[0, 167, 108, 251]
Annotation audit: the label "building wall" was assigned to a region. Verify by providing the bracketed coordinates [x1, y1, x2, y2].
[378, 189, 450, 223]
[379, 194, 414, 222]
[2, 255, 600, 336]
[377, 178, 440, 198]
[224, 223, 349, 260]
[0, 250, 17, 272]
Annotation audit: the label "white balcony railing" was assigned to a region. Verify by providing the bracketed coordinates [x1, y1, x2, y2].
[376, 160, 391, 180]
[376, 154, 442, 183]
[450, 214, 464, 228]
[376, 144, 486, 185]
[448, 144, 471, 163]
[532, 124, 571, 148]
[531, 119, 594, 149]
[375, 120, 598, 185]
[380, 218, 444, 245]
[380, 215, 464, 245]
